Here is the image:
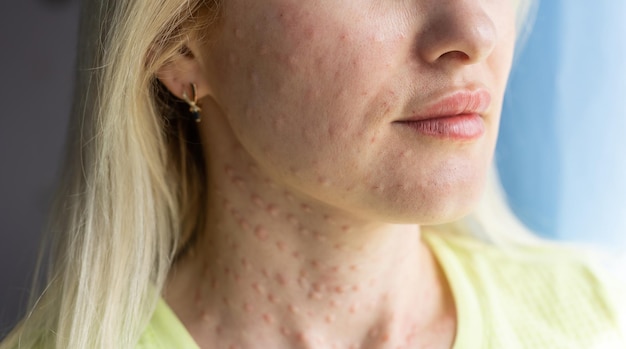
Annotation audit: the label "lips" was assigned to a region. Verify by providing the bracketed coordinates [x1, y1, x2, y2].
[394, 89, 492, 141]
[399, 89, 492, 122]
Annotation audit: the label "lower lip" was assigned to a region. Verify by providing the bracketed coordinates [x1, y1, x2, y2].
[396, 114, 485, 140]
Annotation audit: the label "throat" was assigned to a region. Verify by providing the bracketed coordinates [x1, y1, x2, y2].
[164, 220, 453, 348]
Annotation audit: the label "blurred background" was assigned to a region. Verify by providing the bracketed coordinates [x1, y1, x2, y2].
[1, 0, 625, 338]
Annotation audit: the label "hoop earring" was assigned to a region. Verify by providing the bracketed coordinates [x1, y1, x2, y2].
[182, 83, 202, 123]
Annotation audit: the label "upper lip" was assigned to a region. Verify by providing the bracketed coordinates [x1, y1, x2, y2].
[397, 89, 492, 122]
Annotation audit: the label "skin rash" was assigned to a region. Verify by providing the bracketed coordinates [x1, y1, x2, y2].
[158, 0, 516, 348]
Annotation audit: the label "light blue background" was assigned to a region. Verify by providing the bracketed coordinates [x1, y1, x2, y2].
[498, 1, 626, 248]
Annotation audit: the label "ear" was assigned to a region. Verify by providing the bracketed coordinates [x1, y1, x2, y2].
[156, 46, 212, 101]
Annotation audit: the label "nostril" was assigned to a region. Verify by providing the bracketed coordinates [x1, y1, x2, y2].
[438, 51, 471, 63]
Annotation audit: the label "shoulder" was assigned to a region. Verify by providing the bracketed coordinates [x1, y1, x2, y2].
[136, 298, 199, 349]
[423, 231, 626, 349]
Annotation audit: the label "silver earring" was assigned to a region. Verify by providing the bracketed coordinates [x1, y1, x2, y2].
[182, 83, 202, 123]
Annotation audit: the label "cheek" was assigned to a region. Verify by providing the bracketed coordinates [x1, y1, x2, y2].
[208, 4, 401, 179]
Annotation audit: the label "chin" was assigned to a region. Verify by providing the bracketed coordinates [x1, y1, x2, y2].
[354, 171, 488, 225]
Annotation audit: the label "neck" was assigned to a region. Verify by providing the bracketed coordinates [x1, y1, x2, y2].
[164, 111, 456, 348]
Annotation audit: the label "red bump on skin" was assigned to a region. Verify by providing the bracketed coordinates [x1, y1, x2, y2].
[216, 325, 223, 335]
[262, 313, 274, 325]
[228, 52, 239, 65]
[349, 264, 359, 272]
[275, 272, 287, 286]
[276, 241, 286, 252]
[382, 333, 391, 342]
[310, 260, 320, 269]
[254, 226, 269, 241]
[240, 258, 250, 270]
[312, 282, 323, 292]
[224, 165, 235, 177]
[267, 204, 280, 217]
[292, 251, 301, 259]
[352, 284, 360, 292]
[233, 177, 246, 190]
[325, 314, 335, 324]
[286, 214, 299, 227]
[280, 326, 291, 337]
[329, 299, 338, 308]
[251, 194, 265, 208]
[222, 296, 231, 307]
[252, 282, 265, 295]
[248, 163, 260, 174]
[259, 44, 269, 55]
[303, 26, 316, 40]
[334, 285, 344, 294]
[349, 303, 359, 314]
[228, 207, 240, 218]
[222, 198, 232, 210]
[250, 72, 260, 87]
[300, 203, 312, 212]
[287, 56, 298, 69]
[313, 231, 327, 242]
[341, 225, 352, 233]
[308, 291, 323, 300]
[268, 293, 278, 304]
[234, 28, 244, 39]
[297, 276, 309, 289]
[288, 304, 300, 314]
[238, 218, 251, 231]
[284, 191, 296, 202]
[243, 302, 254, 313]
[318, 176, 331, 186]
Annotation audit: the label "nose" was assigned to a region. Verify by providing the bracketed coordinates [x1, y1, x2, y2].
[416, 2, 497, 66]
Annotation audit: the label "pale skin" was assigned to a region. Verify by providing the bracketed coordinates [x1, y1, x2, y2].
[158, 0, 516, 348]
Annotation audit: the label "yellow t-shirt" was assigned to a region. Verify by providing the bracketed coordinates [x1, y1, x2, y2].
[137, 232, 626, 349]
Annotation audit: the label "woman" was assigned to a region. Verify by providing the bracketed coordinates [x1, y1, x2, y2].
[2, 0, 624, 348]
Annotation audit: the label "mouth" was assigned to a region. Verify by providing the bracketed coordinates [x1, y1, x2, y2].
[393, 89, 491, 141]
[395, 114, 485, 140]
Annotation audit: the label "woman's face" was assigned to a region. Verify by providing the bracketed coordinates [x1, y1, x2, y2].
[194, 0, 516, 224]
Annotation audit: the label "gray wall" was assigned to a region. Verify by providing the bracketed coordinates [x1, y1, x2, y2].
[0, 0, 79, 337]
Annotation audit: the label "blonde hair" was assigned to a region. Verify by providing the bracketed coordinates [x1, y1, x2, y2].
[1, 0, 536, 348]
